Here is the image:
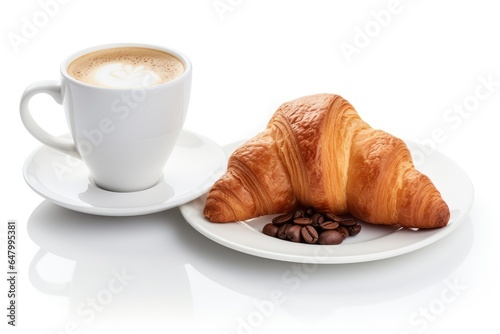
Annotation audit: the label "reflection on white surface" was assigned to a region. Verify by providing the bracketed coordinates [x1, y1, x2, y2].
[27, 203, 194, 332]
[26, 200, 474, 333]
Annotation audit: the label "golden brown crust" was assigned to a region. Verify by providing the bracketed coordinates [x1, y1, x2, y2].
[203, 94, 450, 228]
[203, 131, 297, 222]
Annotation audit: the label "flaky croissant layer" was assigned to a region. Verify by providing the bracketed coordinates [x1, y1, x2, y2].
[204, 94, 450, 229]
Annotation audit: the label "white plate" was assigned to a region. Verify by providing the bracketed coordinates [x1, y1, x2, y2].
[179, 141, 474, 263]
[23, 130, 227, 216]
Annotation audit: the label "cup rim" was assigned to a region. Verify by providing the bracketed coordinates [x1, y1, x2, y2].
[60, 43, 192, 90]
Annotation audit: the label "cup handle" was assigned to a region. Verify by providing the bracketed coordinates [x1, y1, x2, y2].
[20, 80, 81, 159]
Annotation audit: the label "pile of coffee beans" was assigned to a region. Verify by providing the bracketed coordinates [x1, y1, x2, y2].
[262, 208, 363, 245]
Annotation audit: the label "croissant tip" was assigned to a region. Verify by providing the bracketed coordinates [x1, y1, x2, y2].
[413, 201, 451, 229]
[433, 204, 451, 229]
[203, 197, 234, 223]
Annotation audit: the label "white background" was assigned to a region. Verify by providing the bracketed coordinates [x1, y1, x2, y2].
[1, 0, 499, 333]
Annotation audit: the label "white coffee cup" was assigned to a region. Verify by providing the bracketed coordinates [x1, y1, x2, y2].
[20, 43, 192, 192]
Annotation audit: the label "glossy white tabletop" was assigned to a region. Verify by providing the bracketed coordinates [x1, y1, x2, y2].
[2, 1, 498, 333]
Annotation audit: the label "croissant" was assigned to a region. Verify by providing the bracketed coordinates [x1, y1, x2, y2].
[204, 94, 450, 229]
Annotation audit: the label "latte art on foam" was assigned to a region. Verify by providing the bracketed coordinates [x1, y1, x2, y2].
[67, 47, 184, 88]
[94, 63, 163, 88]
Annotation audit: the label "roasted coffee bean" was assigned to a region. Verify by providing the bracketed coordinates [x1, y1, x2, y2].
[338, 213, 356, 221]
[324, 212, 342, 222]
[337, 226, 349, 239]
[263, 223, 279, 237]
[277, 223, 293, 239]
[348, 224, 362, 236]
[286, 225, 302, 243]
[339, 219, 357, 227]
[318, 230, 344, 245]
[305, 207, 315, 217]
[293, 217, 313, 226]
[319, 221, 340, 231]
[265, 208, 364, 245]
[301, 226, 319, 244]
[293, 210, 305, 219]
[311, 213, 324, 227]
[272, 212, 294, 226]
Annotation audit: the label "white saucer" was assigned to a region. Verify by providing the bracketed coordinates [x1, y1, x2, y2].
[23, 130, 227, 216]
[180, 141, 474, 263]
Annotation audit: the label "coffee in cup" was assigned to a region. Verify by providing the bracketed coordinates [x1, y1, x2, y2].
[67, 47, 184, 88]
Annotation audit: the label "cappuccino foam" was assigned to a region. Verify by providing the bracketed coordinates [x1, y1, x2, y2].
[67, 47, 184, 88]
